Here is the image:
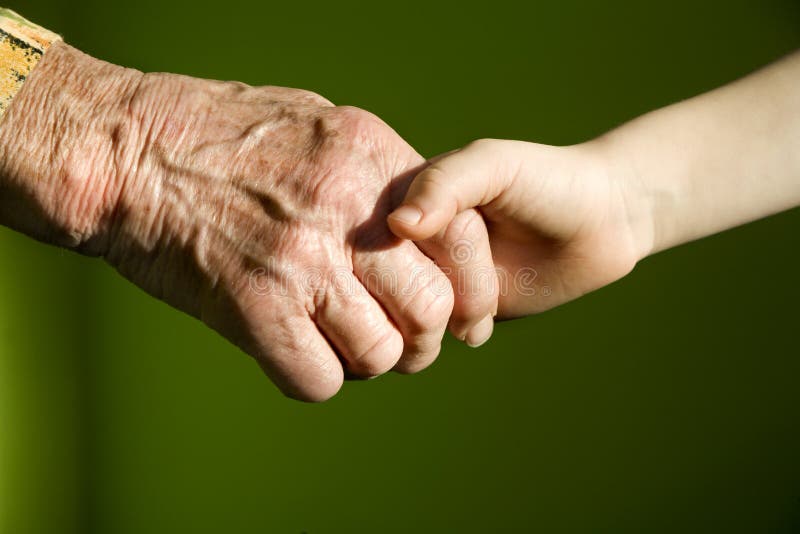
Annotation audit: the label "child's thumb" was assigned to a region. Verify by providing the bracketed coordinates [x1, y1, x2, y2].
[388, 141, 511, 240]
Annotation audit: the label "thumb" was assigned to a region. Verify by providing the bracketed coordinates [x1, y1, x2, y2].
[387, 140, 515, 241]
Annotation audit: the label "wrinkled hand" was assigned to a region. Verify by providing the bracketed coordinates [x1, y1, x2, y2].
[0, 43, 496, 401]
[107, 73, 462, 402]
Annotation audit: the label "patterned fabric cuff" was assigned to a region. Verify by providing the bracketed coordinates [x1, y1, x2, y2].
[0, 8, 62, 118]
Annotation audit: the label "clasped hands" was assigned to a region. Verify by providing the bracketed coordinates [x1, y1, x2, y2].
[111, 68, 640, 402]
[0, 43, 643, 401]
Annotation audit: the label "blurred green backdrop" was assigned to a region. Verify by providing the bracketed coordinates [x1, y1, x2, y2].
[1, 1, 799, 532]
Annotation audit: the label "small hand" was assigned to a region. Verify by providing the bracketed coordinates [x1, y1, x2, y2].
[389, 139, 645, 325]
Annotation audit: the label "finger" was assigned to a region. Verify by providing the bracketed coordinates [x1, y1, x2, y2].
[239, 297, 345, 402]
[313, 272, 404, 378]
[387, 139, 517, 241]
[353, 240, 454, 375]
[416, 209, 499, 344]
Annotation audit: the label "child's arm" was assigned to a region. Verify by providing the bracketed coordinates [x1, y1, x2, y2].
[389, 50, 800, 334]
[600, 49, 800, 257]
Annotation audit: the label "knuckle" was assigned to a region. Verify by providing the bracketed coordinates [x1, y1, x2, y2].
[326, 106, 386, 146]
[402, 272, 454, 333]
[252, 84, 333, 108]
[308, 106, 418, 207]
[308, 106, 389, 183]
[296, 89, 334, 107]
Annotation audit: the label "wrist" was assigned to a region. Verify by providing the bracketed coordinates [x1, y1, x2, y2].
[584, 131, 660, 263]
[0, 41, 143, 255]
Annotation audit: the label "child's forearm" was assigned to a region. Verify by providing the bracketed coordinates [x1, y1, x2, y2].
[598, 50, 800, 259]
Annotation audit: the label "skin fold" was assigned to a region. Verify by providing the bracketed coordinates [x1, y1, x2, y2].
[0, 42, 497, 401]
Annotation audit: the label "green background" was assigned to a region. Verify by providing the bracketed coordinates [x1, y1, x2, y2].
[2, 1, 799, 532]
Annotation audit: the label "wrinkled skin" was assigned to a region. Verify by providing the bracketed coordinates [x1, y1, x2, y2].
[110, 73, 463, 401]
[0, 43, 496, 401]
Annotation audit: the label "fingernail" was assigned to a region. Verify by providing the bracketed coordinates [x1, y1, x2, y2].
[389, 205, 422, 226]
[465, 314, 494, 348]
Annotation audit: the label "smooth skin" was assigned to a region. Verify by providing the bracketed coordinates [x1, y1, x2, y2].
[390, 50, 800, 340]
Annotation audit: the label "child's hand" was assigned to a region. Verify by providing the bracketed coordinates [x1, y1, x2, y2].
[390, 52, 800, 348]
[388, 139, 648, 336]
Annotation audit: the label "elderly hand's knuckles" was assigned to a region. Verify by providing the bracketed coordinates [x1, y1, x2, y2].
[109, 75, 427, 399]
[398, 271, 455, 333]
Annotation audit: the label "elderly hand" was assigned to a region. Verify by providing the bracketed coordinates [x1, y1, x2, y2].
[0, 43, 496, 400]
